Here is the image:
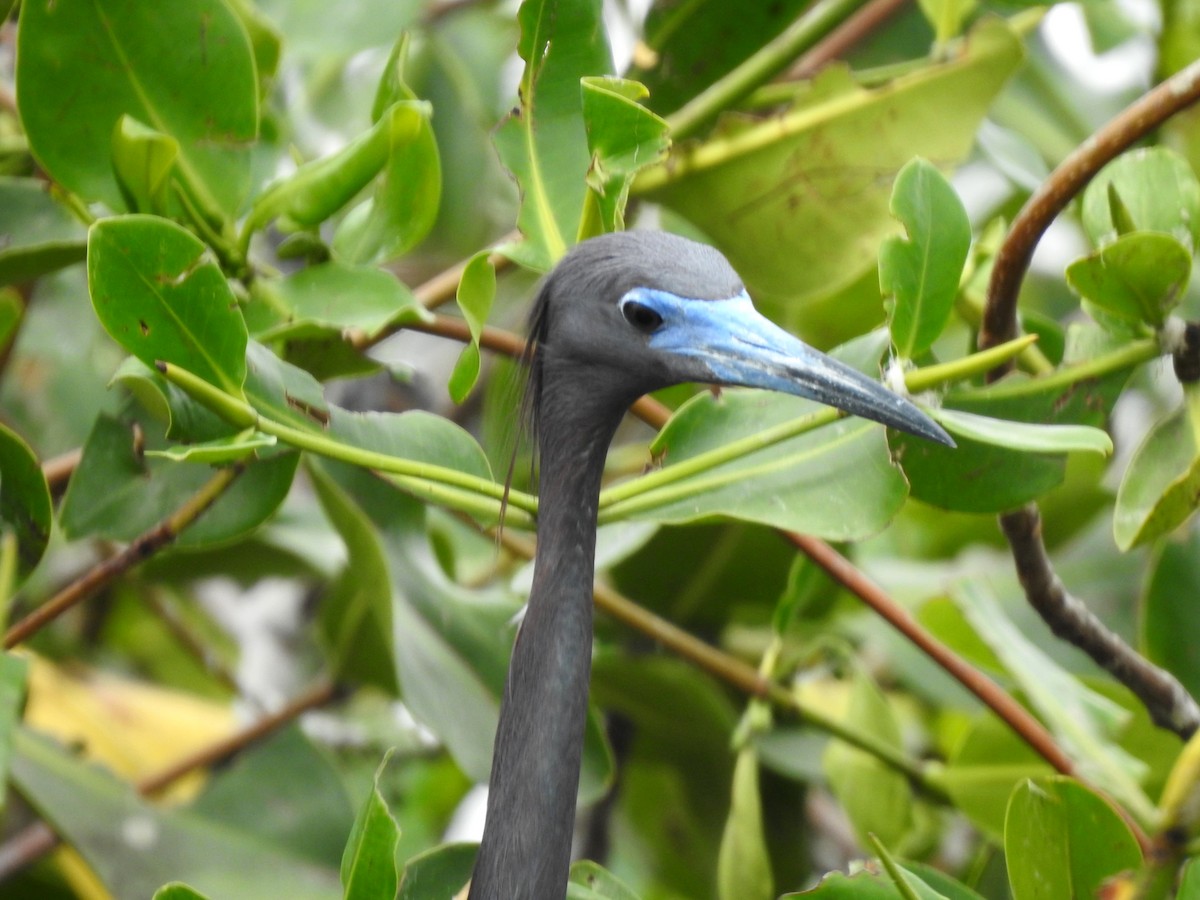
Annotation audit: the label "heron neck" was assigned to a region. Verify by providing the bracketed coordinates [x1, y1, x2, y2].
[470, 381, 628, 900]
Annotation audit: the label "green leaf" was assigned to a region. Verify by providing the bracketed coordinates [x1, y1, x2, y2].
[1004, 776, 1142, 900]
[823, 669, 913, 849]
[153, 884, 212, 900]
[1066, 231, 1192, 328]
[1142, 529, 1200, 699]
[341, 752, 401, 900]
[628, 0, 812, 116]
[1081, 147, 1200, 249]
[111, 115, 180, 216]
[781, 868, 926, 897]
[88, 216, 248, 398]
[145, 430, 276, 464]
[930, 407, 1113, 455]
[578, 77, 670, 238]
[568, 861, 641, 900]
[1114, 390, 1200, 550]
[315, 463, 518, 782]
[636, 18, 1023, 322]
[333, 50, 443, 264]
[60, 412, 297, 548]
[955, 583, 1154, 823]
[224, 0, 282, 93]
[448, 252, 495, 404]
[893, 362, 1128, 513]
[11, 730, 341, 899]
[308, 460, 398, 694]
[941, 714, 1054, 842]
[493, 0, 613, 271]
[717, 746, 773, 900]
[604, 334, 909, 538]
[192, 725, 356, 868]
[917, 0, 977, 44]
[247, 101, 431, 237]
[0, 653, 27, 813]
[113, 357, 238, 443]
[397, 843, 477, 900]
[0, 177, 88, 287]
[17, 0, 257, 217]
[880, 158, 971, 360]
[248, 262, 430, 381]
[0, 423, 51, 585]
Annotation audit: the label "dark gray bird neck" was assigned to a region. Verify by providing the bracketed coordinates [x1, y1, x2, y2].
[469, 369, 633, 900]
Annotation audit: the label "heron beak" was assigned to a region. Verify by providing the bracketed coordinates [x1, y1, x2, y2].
[641, 290, 954, 447]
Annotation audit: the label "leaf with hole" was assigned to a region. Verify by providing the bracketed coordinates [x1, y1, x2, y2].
[89, 216, 248, 398]
[17, 0, 257, 217]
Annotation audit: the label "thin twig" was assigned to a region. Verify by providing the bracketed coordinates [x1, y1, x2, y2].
[4, 465, 244, 649]
[40, 448, 81, 495]
[137, 680, 338, 795]
[0, 680, 338, 882]
[785, 0, 910, 79]
[786, 532, 1075, 773]
[979, 58, 1200, 740]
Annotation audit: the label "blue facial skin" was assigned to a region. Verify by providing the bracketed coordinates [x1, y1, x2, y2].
[618, 287, 954, 447]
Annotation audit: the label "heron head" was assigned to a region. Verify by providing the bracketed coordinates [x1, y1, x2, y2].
[524, 230, 952, 447]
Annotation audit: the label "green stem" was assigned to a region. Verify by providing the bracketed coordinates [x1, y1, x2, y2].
[157, 361, 539, 517]
[956, 338, 1160, 401]
[905, 334, 1039, 392]
[599, 406, 839, 511]
[666, 0, 869, 141]
[599, 417, 865, 524]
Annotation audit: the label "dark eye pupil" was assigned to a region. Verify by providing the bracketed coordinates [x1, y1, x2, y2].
[623, 301, 663, 332]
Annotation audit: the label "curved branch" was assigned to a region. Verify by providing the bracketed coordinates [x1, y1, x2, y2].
[980, 59, 1200, 362]
[4, 464, 244, 649]
[980, 58, 1200, 739]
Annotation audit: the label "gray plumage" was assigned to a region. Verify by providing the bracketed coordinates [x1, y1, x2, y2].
[468, 231, 950, 900]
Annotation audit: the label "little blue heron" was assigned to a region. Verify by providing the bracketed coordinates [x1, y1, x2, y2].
[468, 231, 952, 899]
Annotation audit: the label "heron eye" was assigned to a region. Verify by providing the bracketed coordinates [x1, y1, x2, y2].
[621, 300, 663, 333]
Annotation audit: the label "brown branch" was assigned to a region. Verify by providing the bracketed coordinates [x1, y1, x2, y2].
[4, 465, 243, 649]
[786, 532, 1076, 773]
[979, 58, 1200, 740]
[980, 58, 1200, 362]
[41, 447, 81, 496]
[1001, 509, 1200, 736]
[136, 680, 338, 795]
[0, 680, 338, 883]
[786, 0, 910, 79]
